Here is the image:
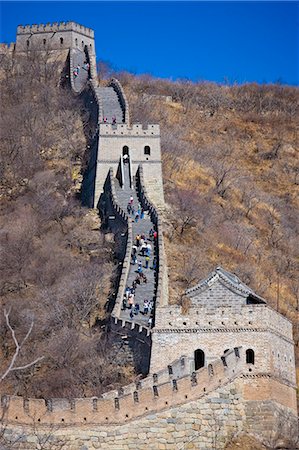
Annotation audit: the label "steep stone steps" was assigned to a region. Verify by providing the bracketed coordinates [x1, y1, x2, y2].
[96, 86, 124, 123]
[72, 49, 89, 93]
[115, 163, 157, 328]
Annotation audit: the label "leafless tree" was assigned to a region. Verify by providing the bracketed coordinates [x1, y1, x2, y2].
[0, 309, 44, 382]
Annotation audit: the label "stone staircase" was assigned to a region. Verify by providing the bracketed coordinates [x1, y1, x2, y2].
[96, 86, 124, 123]
[114, 163, 157, 328]
[71, 49, 89, 93]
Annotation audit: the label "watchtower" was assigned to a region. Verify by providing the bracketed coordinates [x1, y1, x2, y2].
[16, 22, 95, 55]
[151, 266, 297, 417]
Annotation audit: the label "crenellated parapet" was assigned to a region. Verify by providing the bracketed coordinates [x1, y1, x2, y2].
[108, 78, 130, 124]
[17, 22, 94, 38]
[99, 123, 160, 137]
[0, 349, 242, 427]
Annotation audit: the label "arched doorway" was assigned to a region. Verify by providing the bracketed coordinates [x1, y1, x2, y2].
[194, 349, 205, 370]
[123, 146, 129, 156]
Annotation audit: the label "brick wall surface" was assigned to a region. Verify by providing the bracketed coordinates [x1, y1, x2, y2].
[2, 379, 297, 450]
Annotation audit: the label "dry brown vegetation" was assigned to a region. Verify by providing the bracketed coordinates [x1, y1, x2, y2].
[113, 71, 299, 377]
[0, 51, 134, 398]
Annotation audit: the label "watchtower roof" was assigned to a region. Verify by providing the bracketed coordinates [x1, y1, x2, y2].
[186, 266, 266, 304]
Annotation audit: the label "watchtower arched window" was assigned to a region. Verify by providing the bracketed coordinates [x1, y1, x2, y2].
[194, 349, 205, 371]
[122, 146, 129, 156]
[82, 40, 84, 48]
[246, 349, 255, 365]
[75, 38, 78, 46]
[144, 145, 151, 156]
[43, 38, 46, 46]
[60, 37, 63, 45]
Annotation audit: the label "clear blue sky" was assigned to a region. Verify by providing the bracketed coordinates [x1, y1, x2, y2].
[0, 1, 298, 85]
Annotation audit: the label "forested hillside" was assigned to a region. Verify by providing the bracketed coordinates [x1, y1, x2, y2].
[0, 52, 134, 398]
[116, 71, 299, 377]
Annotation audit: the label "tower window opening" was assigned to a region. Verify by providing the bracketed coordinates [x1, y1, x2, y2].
[26, 40, 30, 48]
[75, 38, 78, 46]
[82, 40, 84, 47]
[43, 38, 46, 46]
[60, 37, 63, 45]
[144, 145, 151, 156]
[246, 349, 255, 365]
[194, 349, 205, 371]
[122, 146, 129, 156]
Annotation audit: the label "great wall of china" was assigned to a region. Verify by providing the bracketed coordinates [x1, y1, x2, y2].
[0, 22, 298, 449]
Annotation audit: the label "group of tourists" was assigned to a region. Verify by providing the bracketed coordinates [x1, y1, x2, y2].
[123, 280, 154, 326]
[102, 116, 117, 124]
[73, 61, 90, 78]
[127, 196, 146, 223]
[121, 195, 158, 328]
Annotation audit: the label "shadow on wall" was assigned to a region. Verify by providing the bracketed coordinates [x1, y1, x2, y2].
[80, 86, 100, 208]
[110, 320, 151, 375]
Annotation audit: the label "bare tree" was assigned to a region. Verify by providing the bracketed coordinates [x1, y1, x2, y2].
[0, 309, 44, 382]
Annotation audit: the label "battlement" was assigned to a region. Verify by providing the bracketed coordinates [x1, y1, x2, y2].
[155, 304, 293, 340]
[0, 349, 242, 427]
[99, 123, 160, 137]
[17, 22, 94, 38]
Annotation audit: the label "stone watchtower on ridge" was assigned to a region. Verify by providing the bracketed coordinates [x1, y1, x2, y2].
[16, 22, 95, 55]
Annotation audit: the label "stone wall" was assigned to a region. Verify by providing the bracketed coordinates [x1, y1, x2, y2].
[2, 377, 298, 450]
[151, 304, 296, 387]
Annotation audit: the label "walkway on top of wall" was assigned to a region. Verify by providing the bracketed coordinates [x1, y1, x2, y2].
[72, 49, 89, 93]
[96, 86, 124, 123]
[115, 163, 157, 328]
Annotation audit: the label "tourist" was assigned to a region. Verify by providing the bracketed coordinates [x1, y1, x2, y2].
[112, 116, 116, 124]
[140, 208, 144, 219]
[122, 297, 127, 310]
[141, 273, 147, 284]
[152, 257, 157, 270]
[135, 213, 139, 223]
[149, 228, 154, 240]
[130, 310, 134, 319]
[143, 300, 149, 315]
[153, 230, 158, 240]
[127, 203, 131, 214]
[137, 262, 143, 274]
[125, 286, 130, 299]
[145, 255, 150, 269]
[130, 195, 134, 205]
[128, 294, 134, 308]
[134, 303, 140, 315]
[148, 317, 153, 328]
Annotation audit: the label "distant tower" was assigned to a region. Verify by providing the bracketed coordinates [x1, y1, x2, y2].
[15, 21, 95, 59]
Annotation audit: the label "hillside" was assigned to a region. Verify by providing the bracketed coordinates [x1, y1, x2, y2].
[0, 49, 298, 400]
[0, 51, 134, 398]
[116, 71, 299, 377]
